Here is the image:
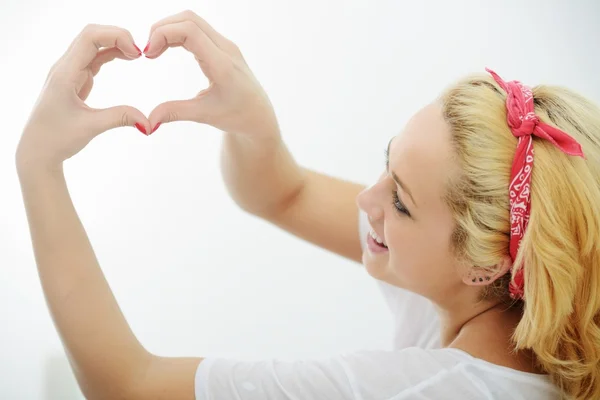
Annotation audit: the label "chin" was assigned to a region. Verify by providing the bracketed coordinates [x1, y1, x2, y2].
[362, 251, 389, 281]
[362, 251, 417, 293]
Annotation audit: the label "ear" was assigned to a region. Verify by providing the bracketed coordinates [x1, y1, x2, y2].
[462, 255, 513, 286]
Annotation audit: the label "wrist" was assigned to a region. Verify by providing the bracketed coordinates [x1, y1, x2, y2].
[15, 153, 64, 182]
[223, 128, 283, 153]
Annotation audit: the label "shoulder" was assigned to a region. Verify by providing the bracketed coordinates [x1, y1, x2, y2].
[195, 348, 559, 399]
[195, 348, 462, 399]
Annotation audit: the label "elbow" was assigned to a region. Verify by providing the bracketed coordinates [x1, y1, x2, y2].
[78, 377, 141, 400]
[76, 352, 154, 400]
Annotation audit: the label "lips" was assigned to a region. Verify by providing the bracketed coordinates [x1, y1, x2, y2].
[369, 229, 387, 248]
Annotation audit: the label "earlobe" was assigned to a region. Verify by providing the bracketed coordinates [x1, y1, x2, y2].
[464, 255, 513, 286]
[469, 275, 492, 284]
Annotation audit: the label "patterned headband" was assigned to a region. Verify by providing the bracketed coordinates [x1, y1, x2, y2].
[485, 68, 585, 300]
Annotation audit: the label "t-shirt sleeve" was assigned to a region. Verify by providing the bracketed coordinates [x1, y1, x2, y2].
[358, 209, 441, 350]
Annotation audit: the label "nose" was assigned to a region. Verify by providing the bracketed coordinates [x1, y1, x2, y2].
[356, 181, 385, 222]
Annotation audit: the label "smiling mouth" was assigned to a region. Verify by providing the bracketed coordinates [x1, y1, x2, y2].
[369, 230, 388, 248]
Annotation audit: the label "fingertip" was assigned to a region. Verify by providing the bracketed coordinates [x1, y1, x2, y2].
[151, 122, 162, 134]
[147, 107, 166, 128]
[124, 52, 141, 60]
[143, 40, 153, 58]
[147, 112, 164, 133]
[143, 35, 167, 59]
[122, 38, 143, 58]
[133, 44, 143, 57]
[134, 122, 148, 135]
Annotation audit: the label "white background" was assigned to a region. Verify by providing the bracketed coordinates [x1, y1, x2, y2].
[1, 0, 598, 398]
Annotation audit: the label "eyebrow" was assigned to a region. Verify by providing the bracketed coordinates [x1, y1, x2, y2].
[386, 137, 418, 208]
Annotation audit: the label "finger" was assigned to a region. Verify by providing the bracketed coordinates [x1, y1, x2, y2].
[147, 99, 205, 128]
[88, 47, 131, 76]
[47, 29, 86, 78]
[88, 105, 150, 135]
[46, 32, 84, 80]
[147, 10, 232, 51]
[145, 21, 230, 80]
[64, 24, 141, 71]
[74, 47, 130, 97]
[50, 24, 133, 79]
[78, 70, 94, 100]
[140, 42, 180, 60]
[145, 20, 216, 58]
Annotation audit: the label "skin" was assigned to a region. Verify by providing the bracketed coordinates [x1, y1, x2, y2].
[356, 102, 543, 374]
[14, 10, 263, 399]
[14, 8, 544, 399]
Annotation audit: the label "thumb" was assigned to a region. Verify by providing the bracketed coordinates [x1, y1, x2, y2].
[148, 99, 206, 133]
[90, 105, 150, 135]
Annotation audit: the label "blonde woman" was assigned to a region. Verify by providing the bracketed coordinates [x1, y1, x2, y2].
[16, 10, 600, 400]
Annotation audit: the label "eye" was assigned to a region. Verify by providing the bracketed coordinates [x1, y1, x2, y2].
[392, 191, 411, 217]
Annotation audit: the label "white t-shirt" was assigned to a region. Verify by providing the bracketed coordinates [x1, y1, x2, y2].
[194, 210, 560, 399]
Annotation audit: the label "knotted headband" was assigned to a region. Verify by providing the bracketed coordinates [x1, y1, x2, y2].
[485, 68, 585, 300]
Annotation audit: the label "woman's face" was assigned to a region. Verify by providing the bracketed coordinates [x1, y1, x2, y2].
[356, 103, 467, 302]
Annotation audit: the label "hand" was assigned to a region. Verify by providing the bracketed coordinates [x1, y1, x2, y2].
[145, 10, 281, 140]
[16, 24, 150, 172]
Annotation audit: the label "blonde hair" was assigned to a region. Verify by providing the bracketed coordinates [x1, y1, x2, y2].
[439, 72, 600, 399]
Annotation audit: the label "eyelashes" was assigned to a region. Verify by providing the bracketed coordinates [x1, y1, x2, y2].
[386, 148, 410, 217]
[392, 191, 410, 216]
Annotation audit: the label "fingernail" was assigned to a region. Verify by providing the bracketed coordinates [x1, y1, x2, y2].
[151, 122, 162, 134]
[143, 41, 150, 54]
[133, 44, 142, 56]
[135, 123, 147, 135]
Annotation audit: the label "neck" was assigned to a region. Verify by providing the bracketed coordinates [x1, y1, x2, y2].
[435, 297, 503, 347]
[436, 299, 543, 374]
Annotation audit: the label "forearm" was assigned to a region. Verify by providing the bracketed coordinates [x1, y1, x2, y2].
[16, 164, 150, 398]
[220, 132, 307, 218]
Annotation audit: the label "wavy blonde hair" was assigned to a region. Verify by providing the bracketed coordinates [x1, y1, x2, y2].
[438, 72, 600, 399]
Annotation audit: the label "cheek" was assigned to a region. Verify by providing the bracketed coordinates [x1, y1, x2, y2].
[385, 216, 455, 285]
[386, 220, 425, 275]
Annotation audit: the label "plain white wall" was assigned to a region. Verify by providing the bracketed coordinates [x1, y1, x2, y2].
[1, 0, 599, 398]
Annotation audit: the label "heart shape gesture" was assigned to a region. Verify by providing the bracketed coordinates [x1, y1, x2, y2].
[15, 10, 280, 171]
[144, 11, 279, 137]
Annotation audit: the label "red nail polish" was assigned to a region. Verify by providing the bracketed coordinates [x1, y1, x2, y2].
[143, 42, 150, 53]
[135, 123, 147, 135]
[151, 122, 162, 134]
[133, 44, 142, 56]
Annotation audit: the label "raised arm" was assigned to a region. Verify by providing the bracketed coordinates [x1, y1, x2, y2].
[146, 10, 365, 264]
[15, 23, 202, 400]
[15, 11, 366, 400]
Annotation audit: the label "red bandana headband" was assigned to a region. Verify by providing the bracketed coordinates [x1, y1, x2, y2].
[485, 68, 585, 300]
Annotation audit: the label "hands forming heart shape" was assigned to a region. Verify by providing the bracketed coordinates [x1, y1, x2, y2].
[15, 10, 281, 172]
